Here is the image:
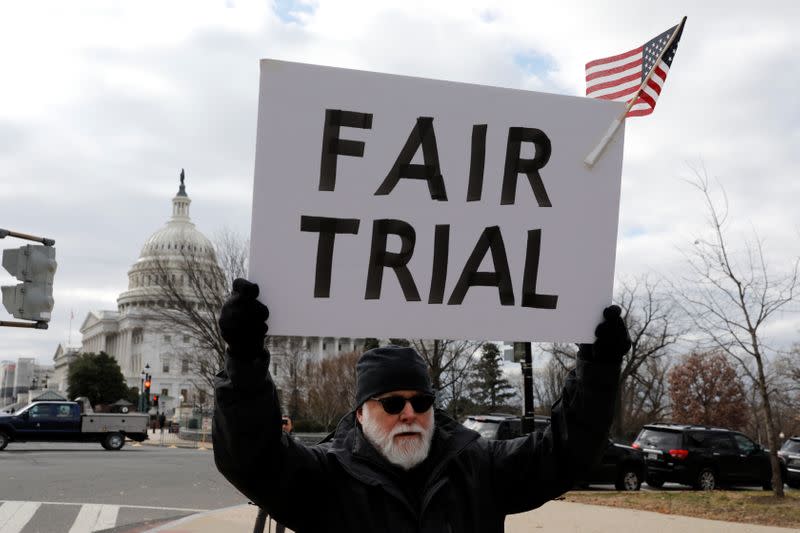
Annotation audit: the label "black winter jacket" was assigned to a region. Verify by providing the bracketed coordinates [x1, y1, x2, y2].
[213, 353, 620, 533]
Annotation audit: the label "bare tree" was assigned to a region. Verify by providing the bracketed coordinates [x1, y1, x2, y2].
[305, 351, 360, 431]
[624, 356, 671, 438]
[533, 344, 574, 414]
[536, 278, 680, 439]
[614, 277, 682, 439]
[771, 345, 800, 438]
[411, 339, 482, 418]
[268, 336, 312, 420]
[776, 344, 800, 396]
[148, 229, 249, 402]
[677, 167, 799, 497]
[214, 227, 249, 282]
[784, 353, 800, 383]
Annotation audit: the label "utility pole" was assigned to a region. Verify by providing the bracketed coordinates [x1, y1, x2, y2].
[513, 342, 535, 434]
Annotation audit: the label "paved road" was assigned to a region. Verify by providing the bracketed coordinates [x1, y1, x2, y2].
[2, 442, 789, 532]
[0, 442, 244, 532]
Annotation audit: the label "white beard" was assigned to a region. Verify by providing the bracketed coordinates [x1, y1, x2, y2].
[360, 402, 434, 470]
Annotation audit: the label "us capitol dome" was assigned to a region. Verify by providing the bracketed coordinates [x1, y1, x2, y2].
[117, 172, 222, 313]
[78, 171, 221, 409]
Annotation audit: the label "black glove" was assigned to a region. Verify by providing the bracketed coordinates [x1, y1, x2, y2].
[578, 305, 631, 364]
[218, 278, 269, 360]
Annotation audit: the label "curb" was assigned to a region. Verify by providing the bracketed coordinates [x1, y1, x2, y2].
[143, 503, 253, 532]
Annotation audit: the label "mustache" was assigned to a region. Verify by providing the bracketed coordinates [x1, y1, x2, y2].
[389, 424, 425, 437]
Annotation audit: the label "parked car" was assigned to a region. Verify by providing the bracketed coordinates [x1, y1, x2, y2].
[577, 439, 646, 491]
[0, 398, 148, 451]
[633, 423, 772, 490]
[463, 415, 643, 491]
[462, 414, 550, 440]
[778, 436, 800, 489]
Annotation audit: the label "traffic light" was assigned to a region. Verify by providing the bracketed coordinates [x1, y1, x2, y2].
[144, 377, 151, 393]
[2, 244, 57, 322]
[152, 394, 159, 407]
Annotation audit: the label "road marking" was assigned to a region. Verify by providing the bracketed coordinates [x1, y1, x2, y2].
[69, 504, 120, 533]
[0, 500, 210, 533]
[0, 499, 209, 513]
[96, 504, 119, 529]
[0, 501, 41, 533]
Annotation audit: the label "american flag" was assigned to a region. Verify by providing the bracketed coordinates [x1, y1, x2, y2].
[585, 22, 684, 117]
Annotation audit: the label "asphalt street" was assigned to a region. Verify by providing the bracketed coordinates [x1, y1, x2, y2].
[0, 442, 244, 532]
[2, 441, 783, 532]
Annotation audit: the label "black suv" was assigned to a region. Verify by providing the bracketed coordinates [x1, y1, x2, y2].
[633, 423, 772, 490]
[778, 436, 800, 489]
[462, 414, 550, 440]
[577, 439, 646, 491]
[463, 416, 644, 491]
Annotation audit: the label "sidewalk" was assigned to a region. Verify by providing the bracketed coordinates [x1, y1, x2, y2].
[131, 429, 213, 450]
[147, 500, 795, 532]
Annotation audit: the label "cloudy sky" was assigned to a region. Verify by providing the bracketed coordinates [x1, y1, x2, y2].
[1, 0, 798, 366]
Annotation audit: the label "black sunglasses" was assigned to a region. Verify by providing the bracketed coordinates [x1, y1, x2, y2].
[370, 394, 435, 415]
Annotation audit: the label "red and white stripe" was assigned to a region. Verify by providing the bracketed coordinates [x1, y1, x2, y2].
[585, 47, 670, 117]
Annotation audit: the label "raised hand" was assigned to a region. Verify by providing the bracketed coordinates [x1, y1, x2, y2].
[218, 278, 270, 359]
[578, 305, 631, 363]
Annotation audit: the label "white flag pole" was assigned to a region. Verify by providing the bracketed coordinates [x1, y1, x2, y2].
[584, 16, 687, 168]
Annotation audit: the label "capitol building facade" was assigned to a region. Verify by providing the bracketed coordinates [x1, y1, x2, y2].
[79, 176, 221, 411]
[75, 174, 366, 414]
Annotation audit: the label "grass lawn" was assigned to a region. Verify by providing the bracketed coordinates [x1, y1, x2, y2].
[564, 489, 800, 529]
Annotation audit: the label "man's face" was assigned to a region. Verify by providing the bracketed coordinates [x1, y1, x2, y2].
[356, 389, 435, 470]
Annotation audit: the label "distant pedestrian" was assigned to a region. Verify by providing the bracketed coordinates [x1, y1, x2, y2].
[281, 415, 294, 435]
[159, 413, 166, 434]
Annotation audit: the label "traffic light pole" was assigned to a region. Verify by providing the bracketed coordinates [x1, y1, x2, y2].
[0, 320, 48, 329]
[1, 228, 56, 329]
[0, 229, 56, 247]
[143, 373, 152, 413]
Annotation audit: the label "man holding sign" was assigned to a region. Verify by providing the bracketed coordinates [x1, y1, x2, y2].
[214, 280, 629, 532]
[213, 60, 631, 531]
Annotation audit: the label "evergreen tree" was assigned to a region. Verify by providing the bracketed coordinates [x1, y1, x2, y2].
[469, 343, 515, 411]
[362, 338, 410, 349]
[387, 338, 410, 347]
[363, 338, 380, 350]
[67, 351, 131, 407]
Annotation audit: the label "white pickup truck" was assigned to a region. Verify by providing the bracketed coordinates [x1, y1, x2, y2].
[0, 397, 148, 451]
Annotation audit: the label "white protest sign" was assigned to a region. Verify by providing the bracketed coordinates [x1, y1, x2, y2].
[249, 60, 625, 343]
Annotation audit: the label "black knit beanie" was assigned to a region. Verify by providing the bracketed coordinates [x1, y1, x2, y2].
[355, 346, 433, 407]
